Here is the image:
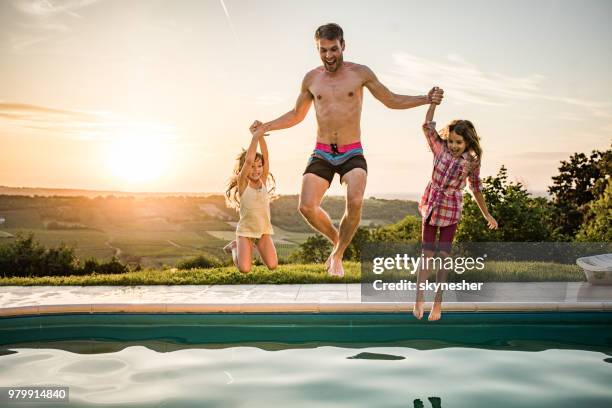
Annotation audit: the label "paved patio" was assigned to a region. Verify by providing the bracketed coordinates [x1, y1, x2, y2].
[1, 282, 611, 316]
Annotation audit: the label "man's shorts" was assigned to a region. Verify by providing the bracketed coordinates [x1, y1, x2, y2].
[303, 141, 368, 185]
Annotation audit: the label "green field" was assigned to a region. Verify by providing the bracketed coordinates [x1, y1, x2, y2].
[1, 194, 416, 268]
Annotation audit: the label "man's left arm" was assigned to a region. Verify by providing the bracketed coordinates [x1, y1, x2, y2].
[361, 65, 442, 109]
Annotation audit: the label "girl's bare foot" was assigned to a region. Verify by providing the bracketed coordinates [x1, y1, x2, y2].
[412, 298, 425, 320]
[223, 240, 236, 254]
[428, 301, 442, 321]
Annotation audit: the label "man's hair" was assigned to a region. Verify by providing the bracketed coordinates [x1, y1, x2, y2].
[315, 23, 344, 44]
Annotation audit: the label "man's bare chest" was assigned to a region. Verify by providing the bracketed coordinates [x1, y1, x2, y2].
[309, 76, 363, 105]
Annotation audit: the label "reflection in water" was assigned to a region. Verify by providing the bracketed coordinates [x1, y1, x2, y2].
[414, 397, 442, 408]
[347, 352, 405, 360]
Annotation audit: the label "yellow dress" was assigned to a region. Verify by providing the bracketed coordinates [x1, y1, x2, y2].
[236, 183, 274, 239]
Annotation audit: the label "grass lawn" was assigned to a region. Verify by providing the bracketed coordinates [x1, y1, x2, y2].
[0, 261, 584, 285]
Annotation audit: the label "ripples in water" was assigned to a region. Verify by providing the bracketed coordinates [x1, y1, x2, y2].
[1, 345, 611, 407]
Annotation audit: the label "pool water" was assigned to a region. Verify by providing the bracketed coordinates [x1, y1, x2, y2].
[1, 313, 611, 408]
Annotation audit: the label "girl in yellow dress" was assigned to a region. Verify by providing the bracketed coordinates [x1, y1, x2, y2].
[224, 121, 277, 272]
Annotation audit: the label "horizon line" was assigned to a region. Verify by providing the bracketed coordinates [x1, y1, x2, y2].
[0, 185, 551, 198]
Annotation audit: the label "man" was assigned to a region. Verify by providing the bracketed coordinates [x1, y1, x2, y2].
[256, 23, 443, 276]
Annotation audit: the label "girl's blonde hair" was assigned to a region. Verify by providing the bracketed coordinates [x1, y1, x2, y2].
[225, 149, 277, 210]
[440, 119, 483, 164]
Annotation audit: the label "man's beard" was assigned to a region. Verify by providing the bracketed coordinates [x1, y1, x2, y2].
[323, 54, 343, 72]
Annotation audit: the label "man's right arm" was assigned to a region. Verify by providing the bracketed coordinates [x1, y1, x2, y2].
[262, 73, 314, 132]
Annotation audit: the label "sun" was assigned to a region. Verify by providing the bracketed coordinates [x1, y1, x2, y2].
[105, 135, 170, 185]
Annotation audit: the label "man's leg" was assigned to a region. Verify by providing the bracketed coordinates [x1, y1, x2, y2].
[328, 167, 367, 276]
[298, 174, 339, 247]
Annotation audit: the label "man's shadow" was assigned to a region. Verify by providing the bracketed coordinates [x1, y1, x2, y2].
[414, 397, 442, 408]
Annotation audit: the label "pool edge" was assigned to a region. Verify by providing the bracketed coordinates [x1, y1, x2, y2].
[1, 301, 612, 317]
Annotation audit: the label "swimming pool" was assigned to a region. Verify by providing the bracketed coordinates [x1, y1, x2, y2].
[1, 312, 611, 407]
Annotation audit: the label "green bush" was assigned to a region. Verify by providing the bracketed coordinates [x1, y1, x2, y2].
[343, 226, 373, 261]
[0, 233, 78, 277]
[288, 226, 377, 263]
[456, 166, 556, 242]
[288, 235, 332, 264]
[0, 233, 129, 277]
[576, 178, 611, 242]
[176, 254, 222, 269]
[370, 215, 421, 243]
[96, 257, 128, 274]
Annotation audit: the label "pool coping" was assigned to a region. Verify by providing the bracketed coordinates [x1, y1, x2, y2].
[2, 282, 612, 317]
[2, 301, 612, 317]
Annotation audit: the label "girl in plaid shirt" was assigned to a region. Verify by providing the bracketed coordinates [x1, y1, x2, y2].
[414, 90, 498, 321]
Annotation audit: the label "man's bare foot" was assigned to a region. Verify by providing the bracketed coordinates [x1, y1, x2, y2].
[428, 301, 443, 321]
[328, 255, 345, 277]
[325, 254, 332, 271]
[223, 240, 236, 254]
[412, 298, 425, 320]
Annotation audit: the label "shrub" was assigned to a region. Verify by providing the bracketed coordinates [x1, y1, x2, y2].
[576, 178, 612, 242]
[456, 166, 556, 242]
[370, 215, 421, 243]
[176, 254, 222, 269]
[0, 233, 78, 277]
[288, 235, 332, 264]
[0, 233, 129, 277]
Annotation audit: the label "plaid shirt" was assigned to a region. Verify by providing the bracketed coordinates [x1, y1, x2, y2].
[419, 121, 483, 227]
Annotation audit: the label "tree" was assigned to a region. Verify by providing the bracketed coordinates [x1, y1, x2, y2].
[288, 227, 376, 263]
[289, 235, 332, 263]
[0, 233, 129, 277]
[369, 215, 421, 243]
[576, 178, 612, 242]
[0, 233, 78, 277]
[344, 227, 372, 261]
[456, 166, 556, 242]
[548, 146, 611, 239]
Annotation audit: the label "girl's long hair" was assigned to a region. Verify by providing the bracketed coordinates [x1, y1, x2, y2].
[225, 149, 277, 210]
[440, 119, 483, 165]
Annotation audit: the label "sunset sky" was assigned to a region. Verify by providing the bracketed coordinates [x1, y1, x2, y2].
[1, 0, 611, 196]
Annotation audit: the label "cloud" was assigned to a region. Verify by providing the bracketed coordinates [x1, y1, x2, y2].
[384, 52, 612, 117]
[18, 22, 70, 32]
[0, 102, 101, 119]
[11, 0, 101, 18]
[385, 52, 545, 106]
[0, 102, 176, 142]
[7, 2, 85, 51]
[9, 34, 49, 51]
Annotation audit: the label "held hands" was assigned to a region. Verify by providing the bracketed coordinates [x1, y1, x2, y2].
[249, 120, 269, 138]
[427, 87, 444, 105]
